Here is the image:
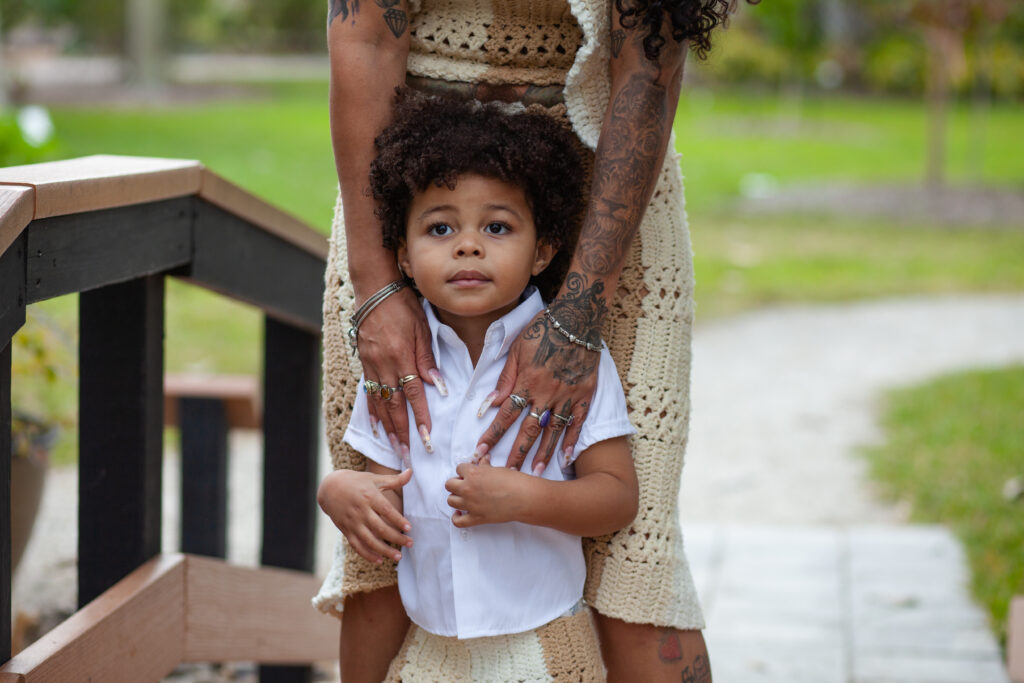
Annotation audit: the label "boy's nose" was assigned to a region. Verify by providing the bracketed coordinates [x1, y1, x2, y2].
[454, 237, 483, 257]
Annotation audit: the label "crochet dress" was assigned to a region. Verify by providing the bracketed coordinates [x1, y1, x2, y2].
[315, 0, 704, 677]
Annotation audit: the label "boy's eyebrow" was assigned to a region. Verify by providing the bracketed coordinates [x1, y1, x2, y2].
[415, 205, 455, 221]
[414, 204, 525, 221]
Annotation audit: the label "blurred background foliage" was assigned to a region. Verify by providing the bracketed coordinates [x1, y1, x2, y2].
[2, 0, 1023, 96]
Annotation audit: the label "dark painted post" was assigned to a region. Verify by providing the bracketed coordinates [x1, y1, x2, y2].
[180, 397, 229, 558]
[78, 275, 165, 607]
[1, 341, 12, 664]
[0, 232, 25, 665]
[259, 316, 320, 683]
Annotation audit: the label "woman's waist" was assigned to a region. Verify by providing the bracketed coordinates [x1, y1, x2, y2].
[406, 74, 564, 108]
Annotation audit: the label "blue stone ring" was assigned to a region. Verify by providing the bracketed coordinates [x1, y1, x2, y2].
[529, 409, 552, 428]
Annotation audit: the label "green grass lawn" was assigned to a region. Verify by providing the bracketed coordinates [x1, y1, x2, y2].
[673, 88, 1024, 214]
[864, 366, 1024, 646]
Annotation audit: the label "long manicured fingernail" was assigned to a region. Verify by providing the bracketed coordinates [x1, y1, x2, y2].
[388, 433, 401, 455]
[477, 391, 499, 418]
[400, 443, 412, 470]
[419, 424, 433, 454]
[533, 462, 546, 477]
[472, 443, 489, 463]
[561, 446, 574, 468]
[369, 415, 379, 438]
[428, 369, 448, 397]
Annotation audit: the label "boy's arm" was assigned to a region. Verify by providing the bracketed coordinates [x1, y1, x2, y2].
[322, 461, 411, 682]
[445, 436, 638, 537]
[318, 460, 411, 564]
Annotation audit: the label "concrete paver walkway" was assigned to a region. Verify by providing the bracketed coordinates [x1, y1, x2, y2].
[680, 293, 1024, 682]
[12, 293, 1024, 682]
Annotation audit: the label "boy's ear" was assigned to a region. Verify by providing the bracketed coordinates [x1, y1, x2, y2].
[397, 243, 411, 277]
[532, 239, 557, 276]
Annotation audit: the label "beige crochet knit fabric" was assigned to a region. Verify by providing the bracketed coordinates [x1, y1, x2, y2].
[384, 608, 604, 682]
[314, 0, 705, 631]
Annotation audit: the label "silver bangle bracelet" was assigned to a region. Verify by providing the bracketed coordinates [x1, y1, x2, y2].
[543, 307, 602, 353]
[348, 279, 409, 351]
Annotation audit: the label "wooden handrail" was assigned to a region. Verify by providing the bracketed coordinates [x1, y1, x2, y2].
[0, 154, 327, 260]
[0, 156, 332, 680]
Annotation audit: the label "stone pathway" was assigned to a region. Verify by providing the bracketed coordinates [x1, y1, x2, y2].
[12, 293, 1024, 682]
[679, 293, 1024, 682]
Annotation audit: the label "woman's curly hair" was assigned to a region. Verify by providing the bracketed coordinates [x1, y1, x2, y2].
[370, 89, 585, 301]
[618, 0, 760, 62]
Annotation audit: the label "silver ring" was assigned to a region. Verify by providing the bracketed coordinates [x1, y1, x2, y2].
[551, 413, 574, 427]
[509, 394, 528, 410]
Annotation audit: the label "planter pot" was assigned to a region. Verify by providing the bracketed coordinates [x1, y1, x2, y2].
[10, 413, 57, 575]
[11, 453, 48, 574]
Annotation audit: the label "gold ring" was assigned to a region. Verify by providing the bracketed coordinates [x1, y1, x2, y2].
[398, 374, 419, 387]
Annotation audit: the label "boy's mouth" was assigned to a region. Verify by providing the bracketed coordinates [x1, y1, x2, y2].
[448, 270, 490, 286]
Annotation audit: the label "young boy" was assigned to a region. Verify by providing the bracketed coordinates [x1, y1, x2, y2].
[317, 91, 638, 681]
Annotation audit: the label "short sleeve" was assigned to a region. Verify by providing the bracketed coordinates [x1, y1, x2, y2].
[570, 348, 636, 462]
[343, 376, 404, 471]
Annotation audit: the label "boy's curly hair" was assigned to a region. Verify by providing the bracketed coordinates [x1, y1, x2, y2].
[370, 89, 585, 301]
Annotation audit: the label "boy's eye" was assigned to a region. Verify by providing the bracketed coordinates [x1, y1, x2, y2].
[484, 222, 510, 235]
[428, 223, 453, 236]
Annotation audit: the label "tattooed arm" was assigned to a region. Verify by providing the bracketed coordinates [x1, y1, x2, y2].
[327, 5, 419, 681]
[328, 0, 440, 455]
[476, 3, 687, 472]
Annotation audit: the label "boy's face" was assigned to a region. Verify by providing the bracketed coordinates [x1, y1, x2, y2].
[398, 174, 554, 324]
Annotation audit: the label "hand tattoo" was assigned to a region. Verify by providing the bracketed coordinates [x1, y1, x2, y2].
[525, 274, 605, 386]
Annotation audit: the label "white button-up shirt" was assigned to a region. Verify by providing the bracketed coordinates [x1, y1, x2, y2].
[344, 289, 635, 638]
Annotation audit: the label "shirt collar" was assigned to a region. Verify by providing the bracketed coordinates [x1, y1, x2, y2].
[423, 287, 545, 366]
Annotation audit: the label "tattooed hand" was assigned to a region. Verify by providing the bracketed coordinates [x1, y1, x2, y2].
[476, 274, 604, 474]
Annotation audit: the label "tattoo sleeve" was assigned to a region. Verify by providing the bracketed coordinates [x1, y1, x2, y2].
[553, 13, 680, 339]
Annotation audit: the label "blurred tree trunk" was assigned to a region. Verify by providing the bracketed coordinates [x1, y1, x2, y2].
[923, 24, 952, 187]
[126, 0, 166, 88]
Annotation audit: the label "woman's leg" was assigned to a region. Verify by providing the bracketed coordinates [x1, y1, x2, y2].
[339, 585, 410, 683]
[594, 613, 710, 683]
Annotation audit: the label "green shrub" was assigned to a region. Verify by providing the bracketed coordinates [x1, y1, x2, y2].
[863, 34, 927, 94]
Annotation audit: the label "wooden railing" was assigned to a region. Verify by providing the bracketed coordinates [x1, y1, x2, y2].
[0, 156, 337, 682]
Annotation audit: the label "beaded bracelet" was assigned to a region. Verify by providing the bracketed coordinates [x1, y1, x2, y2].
[543, 307, 602, 352]
[348, 279, 409, 351]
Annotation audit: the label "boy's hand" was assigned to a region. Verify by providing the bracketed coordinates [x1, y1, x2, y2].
[445, 459, 531, 527]
[318, 468, 413, 564]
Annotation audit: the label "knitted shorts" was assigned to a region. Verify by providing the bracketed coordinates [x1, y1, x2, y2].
[383, 604, 604, 683]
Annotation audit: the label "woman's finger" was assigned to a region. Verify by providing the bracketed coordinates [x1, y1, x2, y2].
[473, 356, 522, 455]
[529, 397, 573, 476]
[559, 398, 592, 469]
[475, 388, 529, 461]
[400, 373, 434, 454]
[504, 403, 547, 471]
